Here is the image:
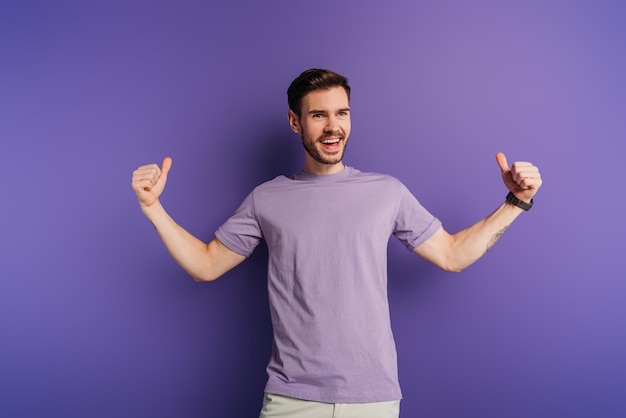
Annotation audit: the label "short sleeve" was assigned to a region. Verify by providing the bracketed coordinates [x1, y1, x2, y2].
[215, 191, 264, 257]
[392, 183, 442, 251]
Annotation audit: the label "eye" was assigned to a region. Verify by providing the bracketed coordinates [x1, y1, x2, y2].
[312, 113, 325, 119]
[338, 111, 349, 117]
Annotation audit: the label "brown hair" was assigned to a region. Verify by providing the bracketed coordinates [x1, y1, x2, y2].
[287, 68, 351, 117]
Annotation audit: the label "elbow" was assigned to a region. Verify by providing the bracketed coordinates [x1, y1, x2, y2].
[192, 275, 219, 282]
[440, 263, 466, 274]
[440, 249, 480, 273]
[438, 258, 472, 273]
[190, 269, 221, 282]
[447, 265, 467, 274]
[192, 275, 212, 282]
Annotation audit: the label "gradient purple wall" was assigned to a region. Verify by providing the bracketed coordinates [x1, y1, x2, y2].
[1, 1, 624, 417]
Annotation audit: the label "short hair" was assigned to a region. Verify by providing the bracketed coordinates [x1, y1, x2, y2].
[287, 68, 351, 117]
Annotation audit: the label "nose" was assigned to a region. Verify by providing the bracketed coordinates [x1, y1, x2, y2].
[324, 115, 340, 133]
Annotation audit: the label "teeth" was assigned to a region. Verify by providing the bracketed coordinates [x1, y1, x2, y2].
[322, 139, 340, 144]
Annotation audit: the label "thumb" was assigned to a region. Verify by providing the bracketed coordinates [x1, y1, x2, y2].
[161, 157, 173, 177]
[495, 152, 509, 174]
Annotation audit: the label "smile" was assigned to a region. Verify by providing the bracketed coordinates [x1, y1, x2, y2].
[321, 138, 341, 144]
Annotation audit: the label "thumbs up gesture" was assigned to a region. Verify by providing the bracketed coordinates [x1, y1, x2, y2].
[131, 157, 173, 209]
[496, 153, 542, 203]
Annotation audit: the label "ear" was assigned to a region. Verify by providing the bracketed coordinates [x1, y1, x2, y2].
[287, 109, 301, 134]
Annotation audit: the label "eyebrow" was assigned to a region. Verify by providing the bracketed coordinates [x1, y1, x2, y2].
[307, 107, 351, 115]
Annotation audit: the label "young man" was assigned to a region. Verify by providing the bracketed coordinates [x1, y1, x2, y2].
[131, 69, 542, 418]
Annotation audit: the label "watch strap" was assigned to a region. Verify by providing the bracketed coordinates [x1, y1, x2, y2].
[506, 191, 533, 211]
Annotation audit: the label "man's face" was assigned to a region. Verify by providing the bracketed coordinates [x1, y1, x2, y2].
[288, 86, 351, 173]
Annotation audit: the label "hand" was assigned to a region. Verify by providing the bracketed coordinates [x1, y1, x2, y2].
[496, 152, 542, 203]
[131, 157, 172, 209]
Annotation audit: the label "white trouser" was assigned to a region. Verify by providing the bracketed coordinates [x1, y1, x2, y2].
[259, 393, 401, 418]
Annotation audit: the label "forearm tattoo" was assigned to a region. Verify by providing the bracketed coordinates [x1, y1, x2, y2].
[486, 226, 509, 253]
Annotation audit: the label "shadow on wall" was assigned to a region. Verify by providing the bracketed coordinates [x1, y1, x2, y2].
[242, 124, 303, 186]
[210, 244, 272, 417]
[203, 124, 300, 416]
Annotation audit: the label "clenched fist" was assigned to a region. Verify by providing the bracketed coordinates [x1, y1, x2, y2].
[131, 157, 172, 209]
[496, 152, 542, 203]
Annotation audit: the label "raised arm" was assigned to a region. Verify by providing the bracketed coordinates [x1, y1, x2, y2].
[131, 157, 246, 281]
[413, 152, 542, 272]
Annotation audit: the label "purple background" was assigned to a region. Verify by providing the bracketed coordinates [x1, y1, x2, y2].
[1, 0, 624, 417]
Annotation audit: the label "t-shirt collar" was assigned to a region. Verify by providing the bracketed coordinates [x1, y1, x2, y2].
[292, 166, 353, 182]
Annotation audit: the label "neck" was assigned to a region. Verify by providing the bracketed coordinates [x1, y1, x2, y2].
[302, 160, 345, 175]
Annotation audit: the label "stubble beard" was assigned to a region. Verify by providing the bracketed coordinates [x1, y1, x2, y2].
[301, 133, 348, 166]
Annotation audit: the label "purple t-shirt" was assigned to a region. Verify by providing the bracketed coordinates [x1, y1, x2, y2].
[215, 166, 441, 403]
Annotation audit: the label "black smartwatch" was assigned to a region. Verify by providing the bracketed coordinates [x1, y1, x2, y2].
[505, 191, 533, 211]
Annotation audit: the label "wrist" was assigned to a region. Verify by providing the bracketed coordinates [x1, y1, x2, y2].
[505, 191, 533, 211]
[141, 199, 166, 219]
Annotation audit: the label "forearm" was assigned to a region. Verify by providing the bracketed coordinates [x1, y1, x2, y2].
[415, 201, 526, 272]
[435, 152, 542, 271]
[132, 157, 245, 280]
[142, 201, 219, 281]
[448, 201, 525, 270]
